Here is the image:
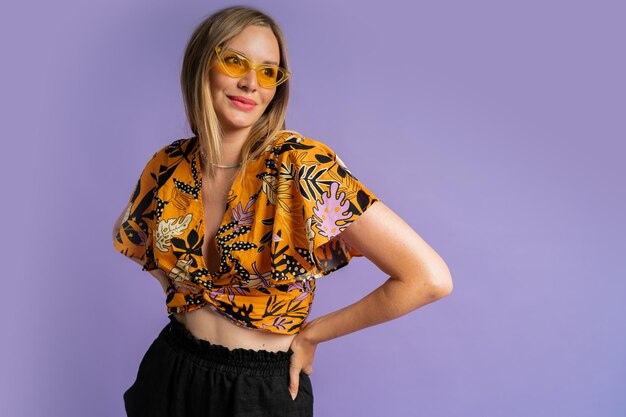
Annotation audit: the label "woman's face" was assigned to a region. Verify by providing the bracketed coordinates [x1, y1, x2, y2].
[209, 25, 281, 136]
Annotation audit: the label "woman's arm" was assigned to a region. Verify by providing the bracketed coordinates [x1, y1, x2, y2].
[112, 209, 169, 294]
[287, 200, 452, 399]
[301, 200, 453, 345]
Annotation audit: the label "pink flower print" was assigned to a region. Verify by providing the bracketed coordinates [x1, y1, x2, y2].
[313, 182, 352, 239]
[172, 280, 203, 295]
[232, 197, 255, 233]
[288, 280, 313, 301]
[209, 286, 247, 302]
[267, 316, 294, 331]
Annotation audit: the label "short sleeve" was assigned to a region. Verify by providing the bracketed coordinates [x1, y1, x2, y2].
[288, 137, 381, 278]
[113, 149, 160, 271]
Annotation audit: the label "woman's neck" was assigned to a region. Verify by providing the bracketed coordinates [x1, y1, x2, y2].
[199, 128, 247, 175]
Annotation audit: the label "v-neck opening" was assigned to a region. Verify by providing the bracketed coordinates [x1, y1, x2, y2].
[193, 140, 244, 278]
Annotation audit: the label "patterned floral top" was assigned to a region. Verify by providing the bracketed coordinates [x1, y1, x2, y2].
[113, 130, 380, 334]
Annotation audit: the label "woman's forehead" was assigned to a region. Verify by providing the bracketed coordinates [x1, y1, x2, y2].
[225, 25, 280, 64]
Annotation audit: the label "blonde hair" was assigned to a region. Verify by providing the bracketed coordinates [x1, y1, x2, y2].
[180, 5, 290, 182]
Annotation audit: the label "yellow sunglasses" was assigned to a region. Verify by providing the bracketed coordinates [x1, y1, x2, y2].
[214, 46, 290, 88]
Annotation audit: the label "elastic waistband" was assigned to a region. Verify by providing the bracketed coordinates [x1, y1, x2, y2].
[161, 314, 293, 376]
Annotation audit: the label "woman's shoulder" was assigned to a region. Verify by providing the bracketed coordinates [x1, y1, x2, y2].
[273, 130, 335, 156]
[146, 136, 198, 164]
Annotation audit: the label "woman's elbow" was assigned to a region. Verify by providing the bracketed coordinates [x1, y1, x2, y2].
[418, 261, 453, 300]
[431, 274, 453, 299]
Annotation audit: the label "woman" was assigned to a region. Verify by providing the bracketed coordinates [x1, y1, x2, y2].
[113, 5, 452, 417]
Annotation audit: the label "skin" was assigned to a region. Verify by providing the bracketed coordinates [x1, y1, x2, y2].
[289, 202, 453, 398]
[114, 24, 454, 402]
[208, 25, 279, 165]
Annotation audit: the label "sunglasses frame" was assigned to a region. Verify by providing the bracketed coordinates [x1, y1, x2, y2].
[214, 46, 290, 88]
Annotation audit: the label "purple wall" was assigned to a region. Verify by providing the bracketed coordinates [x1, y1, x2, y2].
[3, 0, 624, 416]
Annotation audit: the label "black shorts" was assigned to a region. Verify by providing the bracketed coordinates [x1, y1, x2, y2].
[123, 314, 314, 417]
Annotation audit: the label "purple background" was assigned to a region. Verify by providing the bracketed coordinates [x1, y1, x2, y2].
[2, 0, 624, 416]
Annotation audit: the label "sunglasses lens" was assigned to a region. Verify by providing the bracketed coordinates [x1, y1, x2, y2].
[220, 51, 248, 76]
[217, 48, 288, 88]
[257, 66, 280, 87]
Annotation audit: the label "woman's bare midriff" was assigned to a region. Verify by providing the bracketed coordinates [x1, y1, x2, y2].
[172, 304, 296, 353]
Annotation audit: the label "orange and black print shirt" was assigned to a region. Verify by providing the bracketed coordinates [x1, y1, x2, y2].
[113, 130, 380, 334]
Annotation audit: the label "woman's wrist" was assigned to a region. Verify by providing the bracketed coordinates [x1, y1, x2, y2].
[298, 317, 323, 345]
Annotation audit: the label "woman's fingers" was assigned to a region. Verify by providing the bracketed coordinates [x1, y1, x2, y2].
[287, 329, 319, 400]
[288, 364, 300, 400]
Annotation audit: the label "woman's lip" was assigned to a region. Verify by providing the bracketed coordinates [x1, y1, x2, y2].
[228, 95, 256, 105]
[228, 96, 256, 111]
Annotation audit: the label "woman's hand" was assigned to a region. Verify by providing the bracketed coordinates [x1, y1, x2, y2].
[287, 320, 319, 400]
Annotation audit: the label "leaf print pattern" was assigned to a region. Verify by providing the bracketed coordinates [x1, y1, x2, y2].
[295, 163, 335, 201]
[232, 197, 255, 233]
[261, 173, 293, 213]
[313, 182, 352, 239]
[155, 213, 192, 252]
[113, 131, 380, 334]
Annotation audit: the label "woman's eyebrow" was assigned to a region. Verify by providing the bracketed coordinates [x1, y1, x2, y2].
[230, 47, 278, 65]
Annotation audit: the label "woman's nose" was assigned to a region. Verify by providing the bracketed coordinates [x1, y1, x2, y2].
[237, 69, 258, 91]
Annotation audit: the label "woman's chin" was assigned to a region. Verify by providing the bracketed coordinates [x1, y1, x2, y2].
[218, 114, 260, 132]
[220, 121, 255, 135]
